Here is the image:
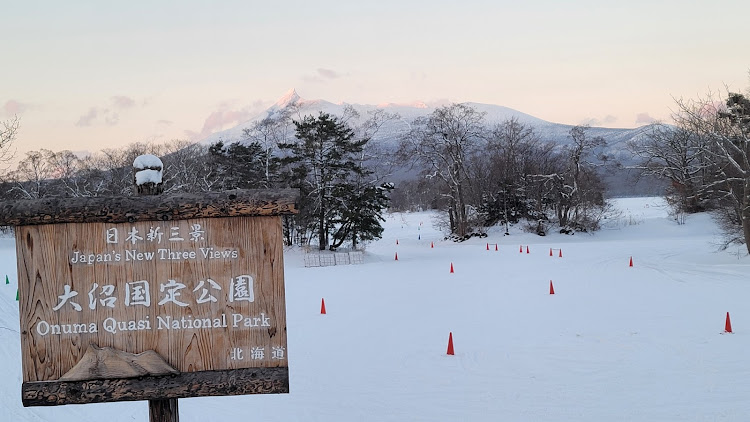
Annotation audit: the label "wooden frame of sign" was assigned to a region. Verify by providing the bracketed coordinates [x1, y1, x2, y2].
[0, 189, 298, 407]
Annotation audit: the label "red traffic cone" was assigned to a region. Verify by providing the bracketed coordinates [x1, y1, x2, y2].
[629, 256, 633, 267]
[396, 239, 399, 245]
[549, 280, 555, 295]
[559, 249, 563, 258]
[320, 298, 326, 315]
[486, 243, 489, 251]
[519, 245, 523, 253]
[447, 332, 455, 355]
[526, 246, 530, 254]
[550, 248, 553, 256]
[395, 252, 399, 261]
[450, 262, 454, 273]
[725, 312, 733, 333]
[495, 243, 498, 251]
[431, 241, 434, 248]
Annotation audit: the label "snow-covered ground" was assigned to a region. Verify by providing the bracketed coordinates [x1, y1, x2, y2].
[2, 197, 749, 421]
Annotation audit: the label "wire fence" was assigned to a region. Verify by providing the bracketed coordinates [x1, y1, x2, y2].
[303, 251, 364, 267]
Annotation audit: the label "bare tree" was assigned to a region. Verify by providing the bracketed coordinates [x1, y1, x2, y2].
[628, 123, 716, 213]
[242, 114, 293, 188]
[6, 149, 56, 199]
[399, 103, 486, 238]
[0, 116, 19, 171]
[160, 140, 217, 193]
[671, 91, 750, 251]
[475, 118, 546, 230]
[530, 126, 608, 232]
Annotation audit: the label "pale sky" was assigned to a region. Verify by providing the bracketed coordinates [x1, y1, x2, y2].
[2, 0, 748, 161]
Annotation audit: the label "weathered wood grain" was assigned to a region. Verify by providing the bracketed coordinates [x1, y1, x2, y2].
[22, 367, 289, 406]
[60, 344, 178, 381]
[150, 399, 179, 422]
[0, 188, 299, 226]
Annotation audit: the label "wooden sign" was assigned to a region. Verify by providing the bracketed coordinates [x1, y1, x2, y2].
[0, 189, 298, 407]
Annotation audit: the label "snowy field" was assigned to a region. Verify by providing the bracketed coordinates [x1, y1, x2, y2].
[2, 197, 750, 421]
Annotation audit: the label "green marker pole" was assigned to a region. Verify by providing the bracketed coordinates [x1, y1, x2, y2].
[5, 275, 9, 284]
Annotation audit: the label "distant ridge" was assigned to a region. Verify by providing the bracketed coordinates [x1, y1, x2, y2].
[199, 89, 587, 147]
[198, 90, 656, 195]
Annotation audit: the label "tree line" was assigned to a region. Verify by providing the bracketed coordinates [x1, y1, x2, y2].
[396, 104, 611, 239]
[4, 81, 749, 252]
[629, 88, 750, 252]
[0, 108, 393, 251]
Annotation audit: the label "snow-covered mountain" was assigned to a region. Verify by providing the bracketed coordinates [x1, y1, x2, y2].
[200, 89, 648, 154]
[199, 89, 656, 195]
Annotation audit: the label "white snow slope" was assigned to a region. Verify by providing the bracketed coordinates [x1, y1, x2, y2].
[2, 197, 750, 421]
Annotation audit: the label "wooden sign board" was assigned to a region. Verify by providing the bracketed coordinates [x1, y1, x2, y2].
[1, 189, 297, 406]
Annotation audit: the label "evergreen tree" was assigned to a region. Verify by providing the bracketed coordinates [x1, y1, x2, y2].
[208, 141, 269, 190]
[279, 112, 390, 250]
[330, 181, 393, 250]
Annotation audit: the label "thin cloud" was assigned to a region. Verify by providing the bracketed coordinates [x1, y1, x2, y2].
[186, 101, 268, 141]
[302, 68, 347, 84]
[76, 108, 99, 127]
[580, 115, 618, 127]
[3, 99, 29, 116]
[580, 117, 600, 126]
[111, 95, 136, 109]
[635, 112, 657, 125]
[104, 110, 119, 126]
[317, 68, 341, 79]
[75, 95, 143, 127]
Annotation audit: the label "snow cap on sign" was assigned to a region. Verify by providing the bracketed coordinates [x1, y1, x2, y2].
[133, 154, 164, 185]
[135, 169, 163, 185]
[133, 154, 163, 170]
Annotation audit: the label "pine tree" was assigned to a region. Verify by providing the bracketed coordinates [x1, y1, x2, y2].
[279, 112, 368, 250]
[208, 141, 270, 190]
[330, 181, 393, 250]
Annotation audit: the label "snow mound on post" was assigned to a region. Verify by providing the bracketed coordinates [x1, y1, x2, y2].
[133, 154, 163, 170]
[135, 169, 163, 185]
[133, 154, 163, 186]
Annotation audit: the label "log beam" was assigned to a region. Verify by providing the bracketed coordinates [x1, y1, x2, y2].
[0, 189, 299, 226]
[22, 367, 289, 407]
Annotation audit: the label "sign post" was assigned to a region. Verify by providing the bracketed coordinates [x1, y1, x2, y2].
[0, 162, 297, 419]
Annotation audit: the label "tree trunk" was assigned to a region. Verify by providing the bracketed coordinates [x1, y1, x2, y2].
[448, 200, 456, 234]
[743, 178, 750, 254]
[456, 182, 467, 237]
[318, 206, 326, 251]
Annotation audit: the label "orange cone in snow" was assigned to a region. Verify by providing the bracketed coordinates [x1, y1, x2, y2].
[519, 245, 523, 253]
[450, 263, 454, 273]
[395, 252, 399, 261]
[550, 248, 553, 256]
[431, 241, 434, 248]
[559, 249, 563, 258]
[495, 244, 498, 251]
[320, 298, 326, 314]
[447, 332, 455, 355]
[629, 256, 633, 267]
[549, 280, 555, 295]
[396, 239, 399, 245]
[486, 243, 489, 251]
[725, 312, 733, 333]
[526, 246, 530, 254]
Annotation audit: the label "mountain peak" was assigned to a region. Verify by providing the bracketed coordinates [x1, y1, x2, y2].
[274, 88, 301, 108]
